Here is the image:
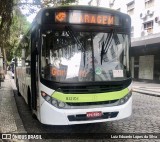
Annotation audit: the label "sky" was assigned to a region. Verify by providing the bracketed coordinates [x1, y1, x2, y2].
[27, 12, 37, 23]
[24, 0, 109, 23]
[78, 0, 90, 5]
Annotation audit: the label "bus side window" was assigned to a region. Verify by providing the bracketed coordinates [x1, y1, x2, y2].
[22, 33, 31, 76]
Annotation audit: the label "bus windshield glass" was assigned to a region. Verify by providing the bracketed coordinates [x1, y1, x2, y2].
[41, 28, 129, 82]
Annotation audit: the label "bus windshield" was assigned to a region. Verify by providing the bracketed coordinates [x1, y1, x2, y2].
[41, 28, 129, 82]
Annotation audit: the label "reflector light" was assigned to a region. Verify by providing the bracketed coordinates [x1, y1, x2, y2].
[41, 92, 46, 97]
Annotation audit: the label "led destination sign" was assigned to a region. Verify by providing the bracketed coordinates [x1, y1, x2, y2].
[55, 11, 120, 25]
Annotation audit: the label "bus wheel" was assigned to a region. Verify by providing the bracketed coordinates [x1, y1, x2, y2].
[16, 80, 21, 96]
[27, 88, 37, 119]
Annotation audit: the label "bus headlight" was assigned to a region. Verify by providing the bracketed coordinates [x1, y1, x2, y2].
[118, 92, 132, 105]
[41, 91, 66, 108]
[51, 99, 58, 106]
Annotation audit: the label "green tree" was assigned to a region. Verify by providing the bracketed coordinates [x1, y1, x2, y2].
[16, 0, 78, 15]
[0, 0, 14, 72]
[0, 0, 77, 73]
[6, 9, 30, 61]
[0, 0, 13, 43]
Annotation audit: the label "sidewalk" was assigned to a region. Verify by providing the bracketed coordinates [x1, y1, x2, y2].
[0, 73, 26, 136]
[132, 81, 160, 97]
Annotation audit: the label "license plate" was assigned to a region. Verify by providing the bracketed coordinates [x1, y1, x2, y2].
[86, 111, 102, 118]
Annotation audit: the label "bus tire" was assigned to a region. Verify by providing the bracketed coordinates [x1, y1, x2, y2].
[27, 88, 37, 119]
[16, 80, 21, 96]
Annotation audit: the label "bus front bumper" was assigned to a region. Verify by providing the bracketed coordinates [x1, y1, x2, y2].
[40, 96, 132, 125]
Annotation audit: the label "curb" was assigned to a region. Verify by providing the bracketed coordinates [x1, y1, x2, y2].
[9, 74, 29, 142]
[132, 88, 160, 97]
[10, 78, 27, 133]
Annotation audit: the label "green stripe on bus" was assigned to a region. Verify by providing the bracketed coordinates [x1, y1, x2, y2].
[51, 88, 129, 103]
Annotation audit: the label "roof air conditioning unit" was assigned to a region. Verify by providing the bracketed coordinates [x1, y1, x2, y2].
[140, 13, 146, 19]
[147, 10, 154, 16]
[155, 17, 160, 23]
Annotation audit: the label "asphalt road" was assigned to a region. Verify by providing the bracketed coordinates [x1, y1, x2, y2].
[13, 89, 160, 142]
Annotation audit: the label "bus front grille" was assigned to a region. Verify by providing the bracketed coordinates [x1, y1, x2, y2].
[66, 100, 118, 106]
[57, 85, 124, 94]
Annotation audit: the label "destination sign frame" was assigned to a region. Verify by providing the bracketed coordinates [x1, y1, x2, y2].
[55, 10, 120, 26]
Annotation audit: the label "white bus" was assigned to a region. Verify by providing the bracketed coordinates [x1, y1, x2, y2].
[15, 6, 132, 125]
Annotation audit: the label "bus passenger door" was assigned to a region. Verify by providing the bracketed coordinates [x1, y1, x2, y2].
[31, 33, 38, 111]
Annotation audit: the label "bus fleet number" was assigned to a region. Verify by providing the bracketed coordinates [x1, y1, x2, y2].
[66, 97, 78, 101]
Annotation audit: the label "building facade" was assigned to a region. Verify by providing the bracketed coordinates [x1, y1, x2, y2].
[77, 0, 160, 82]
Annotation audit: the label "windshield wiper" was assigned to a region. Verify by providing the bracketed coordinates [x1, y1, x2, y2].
[100, 29, 114, 65]
[100, 39, 105, 65]
[65, 26, 84, 51]
[65, 26, 86, 66]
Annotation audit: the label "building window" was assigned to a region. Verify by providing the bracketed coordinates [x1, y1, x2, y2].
[143, 21, 153, 34]
[127, 1, 135, 15]
[147, 28, 153, 34]
[145, 0, 154, 8]
[144, 21, 153, 29]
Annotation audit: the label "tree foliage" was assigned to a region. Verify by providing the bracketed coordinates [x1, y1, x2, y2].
[17, 0, 78, 16]
[6, 9, 30, 61]
[0, 0, 13, 48]
[0, 0, 77, 62]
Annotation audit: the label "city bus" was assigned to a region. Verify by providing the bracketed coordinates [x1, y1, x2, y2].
[15, 6, 132, 125]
